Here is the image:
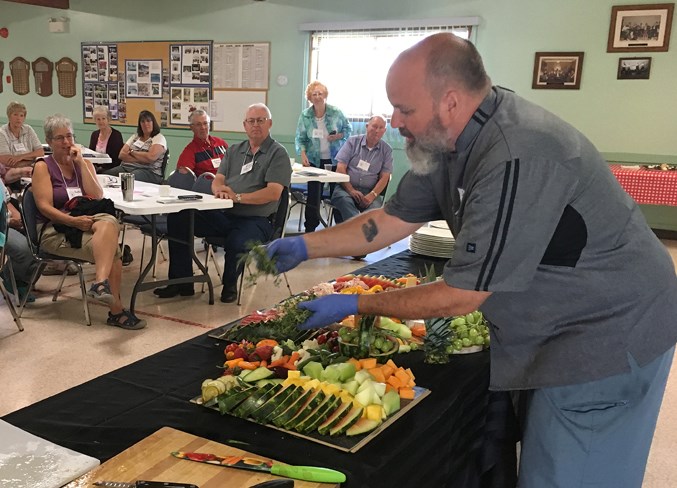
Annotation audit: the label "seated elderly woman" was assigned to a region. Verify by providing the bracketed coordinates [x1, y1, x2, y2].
[104, 110, 167, 183]
[32, 114, 145, 330]
[0, 101, 45, 168]
[88, 106, 124, 174]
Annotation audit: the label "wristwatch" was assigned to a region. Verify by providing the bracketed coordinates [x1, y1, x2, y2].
[370, 191, 378, 198]
[235, 193, 242, 203]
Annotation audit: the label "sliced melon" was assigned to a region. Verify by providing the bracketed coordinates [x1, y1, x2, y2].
[329, 406, 364, 436]
[294, 394, 338, 432]
[232, 384, 277, 418]
[317, 402, 352, 436]
[250, 385, 296, 423]
[280, 389, 326, 429]
[346, 418, 381, 436]
[271, 388, 316, 427]
[303, 396, 341, 433]
[217, 386, 255, 414]
[382, 390, 401, 417]
[260, 386, 303, 424]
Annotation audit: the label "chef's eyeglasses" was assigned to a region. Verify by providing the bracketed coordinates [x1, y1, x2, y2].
[51, 133, 76, 142]
[244, 117, 269, 126]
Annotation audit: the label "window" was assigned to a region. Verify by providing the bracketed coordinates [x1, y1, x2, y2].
[306, 23, 474, 120]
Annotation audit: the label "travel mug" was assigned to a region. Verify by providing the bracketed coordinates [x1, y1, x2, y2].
[121, 173, 135, 202]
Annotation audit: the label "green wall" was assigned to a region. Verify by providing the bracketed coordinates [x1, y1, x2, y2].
[1, 0, 676, 197]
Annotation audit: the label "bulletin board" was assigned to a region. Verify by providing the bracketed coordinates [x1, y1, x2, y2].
[211, 90, 267, 132]
[211, 42, 270, 133]
[80, 40, 212, 128]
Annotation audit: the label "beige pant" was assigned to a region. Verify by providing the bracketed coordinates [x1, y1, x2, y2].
[38, 213, 122, 262]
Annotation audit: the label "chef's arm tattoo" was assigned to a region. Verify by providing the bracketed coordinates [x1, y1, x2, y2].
[362, 218, 378, 242]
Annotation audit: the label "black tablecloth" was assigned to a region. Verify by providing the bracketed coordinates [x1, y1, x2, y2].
[3, 250, 518, 488]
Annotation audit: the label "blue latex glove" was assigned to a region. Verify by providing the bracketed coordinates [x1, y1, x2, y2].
[297, 294, 359, 330]
[266, 237, 308, 273]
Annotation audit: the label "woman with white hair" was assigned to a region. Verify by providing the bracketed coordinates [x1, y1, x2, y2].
[32, 114, 145, 330]
[88, 106, 123, 173]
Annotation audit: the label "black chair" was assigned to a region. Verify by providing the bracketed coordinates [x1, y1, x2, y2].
[119, 167, 197, 276]
[19, 185, 92, 325]
[159, 149, 171, 181]
[197, 182, 292, 305]
[0, 200, 23, 332]
[193, 171, 215, 194]
[237, 186, 292, 304]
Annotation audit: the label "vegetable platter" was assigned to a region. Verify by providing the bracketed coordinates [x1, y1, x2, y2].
[194, 344, 430, 453]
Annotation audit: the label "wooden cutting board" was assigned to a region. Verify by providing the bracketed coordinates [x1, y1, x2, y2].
[65, 427, 341, 487]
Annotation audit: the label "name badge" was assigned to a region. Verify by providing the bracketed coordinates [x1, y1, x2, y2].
[132, 139, 145, 150]
[357, 159, 370, 171]
[66, 187, 83, 199]
[13, 142, 27, 153]
[312, 128, 323, 139]
[240, 161, 253, 175]
[211, 157, 222, 168]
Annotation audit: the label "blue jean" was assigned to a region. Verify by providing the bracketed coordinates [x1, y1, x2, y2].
[330, 185, 382, 224]
[3, 228, 38, 285]
[167, 209, 272, 287]
[518, 346, 675, 488]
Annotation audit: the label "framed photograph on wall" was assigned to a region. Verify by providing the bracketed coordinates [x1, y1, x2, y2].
[617, 57, 652, 79]
[607, 3, 674, 52]
[532, 52, 584, 90]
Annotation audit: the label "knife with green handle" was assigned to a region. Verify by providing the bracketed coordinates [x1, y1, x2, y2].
[171, 451, 346, 484]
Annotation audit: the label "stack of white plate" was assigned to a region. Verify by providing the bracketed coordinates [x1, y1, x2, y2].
[409, 220, 455, 258]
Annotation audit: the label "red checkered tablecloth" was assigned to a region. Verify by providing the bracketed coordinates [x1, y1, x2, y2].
[610, 164, 677, 206]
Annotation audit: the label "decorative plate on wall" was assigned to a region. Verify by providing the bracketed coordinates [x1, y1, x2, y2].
[56, 57, 78, 98]
[10, 56, 30, 95]
[32, 57, 53, 97]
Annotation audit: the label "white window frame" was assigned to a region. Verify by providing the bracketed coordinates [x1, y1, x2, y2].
[300, 18, 480, 120]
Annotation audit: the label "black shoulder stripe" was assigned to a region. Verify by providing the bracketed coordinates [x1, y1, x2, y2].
[475, 159, 519, 291]
[472, 113, 487, 126]
[476, 107, 490, 120]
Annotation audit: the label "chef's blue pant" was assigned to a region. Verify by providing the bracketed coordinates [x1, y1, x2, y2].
[518, 346, 674, 488]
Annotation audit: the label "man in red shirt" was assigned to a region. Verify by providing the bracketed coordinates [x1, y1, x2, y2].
[176, 109, 228, 176]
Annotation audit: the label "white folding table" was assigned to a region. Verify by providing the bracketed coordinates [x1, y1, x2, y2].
[104, 179, 232, 313]
[289, 165, 349, 230]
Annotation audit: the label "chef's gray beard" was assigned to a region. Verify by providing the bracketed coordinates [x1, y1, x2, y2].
[406, 142, 440, 175]
[404, 114, 451, 175]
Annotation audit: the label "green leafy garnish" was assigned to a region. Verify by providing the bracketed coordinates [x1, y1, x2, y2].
[237, 240, 282, 288]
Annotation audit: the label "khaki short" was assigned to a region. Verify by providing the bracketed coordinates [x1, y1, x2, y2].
[38, 213, 122, 262]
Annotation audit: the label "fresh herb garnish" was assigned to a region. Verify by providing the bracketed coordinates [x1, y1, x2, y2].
[237, 240, 282, 288]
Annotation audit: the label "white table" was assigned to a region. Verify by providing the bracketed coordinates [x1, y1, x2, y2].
[102, 178, 232, 313]
[290, 164, 349, 230]
[290, 164, 349, 184]
[82, 149, 112, 166]
[40, 144, 113, 166]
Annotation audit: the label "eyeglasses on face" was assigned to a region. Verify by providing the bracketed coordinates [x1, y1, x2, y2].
[51, 133, 76, 142]
[191, 121, 210, 127]
[244, 117, 269, 126]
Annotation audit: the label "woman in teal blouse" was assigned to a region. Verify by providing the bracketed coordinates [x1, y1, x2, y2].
[295, 81, 351, 232]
